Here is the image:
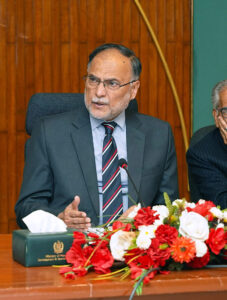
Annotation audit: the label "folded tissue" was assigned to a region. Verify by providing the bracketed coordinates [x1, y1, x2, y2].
[22, 210, 67, 233]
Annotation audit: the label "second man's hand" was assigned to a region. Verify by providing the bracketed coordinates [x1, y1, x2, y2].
[58, 196, 91, 231]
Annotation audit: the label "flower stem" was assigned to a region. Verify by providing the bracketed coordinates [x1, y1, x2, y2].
[128, 267, 160, 300]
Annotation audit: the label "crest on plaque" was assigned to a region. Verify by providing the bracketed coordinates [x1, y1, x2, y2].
[53, 240, 64, 254]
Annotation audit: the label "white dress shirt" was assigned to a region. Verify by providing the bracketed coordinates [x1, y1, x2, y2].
[90, 111, 128, 224]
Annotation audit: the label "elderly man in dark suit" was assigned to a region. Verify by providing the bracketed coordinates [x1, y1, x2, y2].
[15, 43, 179, 229]
[187, 79, 227, 209]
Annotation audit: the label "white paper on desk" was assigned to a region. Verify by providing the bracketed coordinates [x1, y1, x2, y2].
[22, 210, 67, 233]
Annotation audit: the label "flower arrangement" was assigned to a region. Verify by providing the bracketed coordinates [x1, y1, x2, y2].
[60, 194, 227, 298]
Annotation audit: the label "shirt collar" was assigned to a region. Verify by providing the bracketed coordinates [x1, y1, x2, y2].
[90, 111, 125, 131]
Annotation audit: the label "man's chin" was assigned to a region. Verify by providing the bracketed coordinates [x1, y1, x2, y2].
[89, 109, 112, 121]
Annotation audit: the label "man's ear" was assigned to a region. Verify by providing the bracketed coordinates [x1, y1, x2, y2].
[212, 109, 219, 127]
[130, 80, 140, 100]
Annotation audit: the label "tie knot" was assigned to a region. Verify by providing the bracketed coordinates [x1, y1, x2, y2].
[102, 122, 117, 135]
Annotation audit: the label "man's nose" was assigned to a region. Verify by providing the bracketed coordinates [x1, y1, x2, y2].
[95, 81, 107, 97]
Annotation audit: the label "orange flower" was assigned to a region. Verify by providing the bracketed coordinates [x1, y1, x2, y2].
[170, 236, 196, 263]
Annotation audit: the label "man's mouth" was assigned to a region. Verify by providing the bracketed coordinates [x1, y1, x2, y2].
[92, 100, 108, 106]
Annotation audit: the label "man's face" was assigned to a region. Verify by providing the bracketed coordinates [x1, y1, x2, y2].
[84, 49, 140, 121]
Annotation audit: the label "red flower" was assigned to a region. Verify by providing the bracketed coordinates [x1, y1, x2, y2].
[187, 201, 215, 221]
[137, 253, 154, 269]
[59, 266, 74, 276]
[112, 220, 131, 231]
[130, 266, 143, 280]
[91, 246, 114, 274]
[72, 266, 88, 277]
[134, 207, 160, 228]
[65, 242, 87, 267]
[87, 232, 109, 248]
[73, 231, 87, 245]
[124, 248, 144, 267]
[82, 245, 93, 261]
[207, 228, 226, 255]
[223, 250, 227, 261]
[143, 270, 156, 284]
[187, 250, 210, 268]
[148, 238, 171, 266]
[155, 224, 178, 244]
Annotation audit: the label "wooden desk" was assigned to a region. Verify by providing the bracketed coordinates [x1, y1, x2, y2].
[0, 234, 226, 300]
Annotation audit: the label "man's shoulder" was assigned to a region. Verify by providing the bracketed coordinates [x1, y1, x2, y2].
[129, 111, 170, 126]
[187, 128, 219, 157]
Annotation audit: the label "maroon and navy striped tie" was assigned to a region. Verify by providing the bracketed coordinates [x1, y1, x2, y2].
[102, 122, 123, 224]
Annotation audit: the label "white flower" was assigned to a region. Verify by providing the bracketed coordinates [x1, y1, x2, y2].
[195, 240, 208, 257]
[185, 202, 196, 209]
[138, 225, 156, 238]
[136, 225, 156, 250]
[210, 207, 223, 220]
[127, 203, 141, 219]
[172, 199, 195, 209]
[172, 199, 184, 207]
[216, 222, 224, 229]
[152, 205, 169, 225]
[136, 234, 151, 250]
[224, 211, 227, 222]
[179, 211, 209, 242]
[198, 199, 206, 204]
[110, 230, 135, 261]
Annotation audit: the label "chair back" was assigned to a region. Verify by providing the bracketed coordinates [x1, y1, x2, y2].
[26, 93, 138, 135]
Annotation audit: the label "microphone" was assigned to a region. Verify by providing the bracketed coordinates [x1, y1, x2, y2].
[119, 158, 144, 206]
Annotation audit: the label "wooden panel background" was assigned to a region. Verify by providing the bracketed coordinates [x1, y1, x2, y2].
[0, 0, 191, 233]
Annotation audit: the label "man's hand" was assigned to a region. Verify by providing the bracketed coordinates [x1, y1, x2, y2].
[119, 205, 138, 220]
[217, 116, 227, 144]
[58, 196, 91, 231]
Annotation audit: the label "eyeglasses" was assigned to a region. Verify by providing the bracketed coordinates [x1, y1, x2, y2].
[83, 74, 137, 91]
[217, 107, 227, 119]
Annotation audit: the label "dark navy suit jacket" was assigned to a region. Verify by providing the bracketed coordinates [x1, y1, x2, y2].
[15, 105, 179, 228]
[186, 128, 227, 208]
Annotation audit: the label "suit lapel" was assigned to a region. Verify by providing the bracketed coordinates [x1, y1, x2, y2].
[69, 108, 145, 215]
[126, 112, 145, 206]
[70, 108, 100, 218]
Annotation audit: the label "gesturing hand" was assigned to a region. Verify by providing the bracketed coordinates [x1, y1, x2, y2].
[58, 196, 91, 231]
[217, 116, 227, 144]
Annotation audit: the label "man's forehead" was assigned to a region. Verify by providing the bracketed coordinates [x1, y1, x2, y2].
[89, 49, 131, 70]
[220, 87, 227, 107]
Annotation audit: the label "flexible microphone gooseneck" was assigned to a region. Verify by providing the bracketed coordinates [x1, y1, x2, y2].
[119, 158, 143, 206]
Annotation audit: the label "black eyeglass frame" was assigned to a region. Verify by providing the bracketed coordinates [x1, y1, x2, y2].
[83, 74, 137, 90]
[217, 106, 227, 118]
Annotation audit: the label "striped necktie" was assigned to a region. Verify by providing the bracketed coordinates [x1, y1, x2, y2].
[102, 122, 123, 224]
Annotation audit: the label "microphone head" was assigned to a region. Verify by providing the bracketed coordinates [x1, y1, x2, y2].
[119, 158, 128, 169]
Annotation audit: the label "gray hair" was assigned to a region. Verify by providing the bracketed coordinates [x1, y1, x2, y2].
[212, 79, 227, 109]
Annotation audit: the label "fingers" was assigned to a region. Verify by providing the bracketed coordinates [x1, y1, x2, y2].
[58, 195, 91, 231]
[71, 195, 80, 210]
[120, 205, 137, 219]
[218, 116, 227, 144]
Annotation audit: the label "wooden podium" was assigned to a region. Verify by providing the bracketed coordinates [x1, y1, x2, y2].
[0, 234, 226, 299]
